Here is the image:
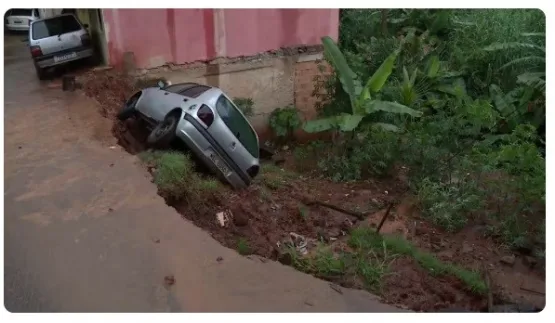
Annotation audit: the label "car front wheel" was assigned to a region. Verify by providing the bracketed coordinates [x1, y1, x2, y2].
[146, 113, 179, 148]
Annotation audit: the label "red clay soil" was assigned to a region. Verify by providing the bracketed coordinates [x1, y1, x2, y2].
[79, 69, 545, 312]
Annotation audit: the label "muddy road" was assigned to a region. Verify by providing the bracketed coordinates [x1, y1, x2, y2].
[2, 34, 402, 312]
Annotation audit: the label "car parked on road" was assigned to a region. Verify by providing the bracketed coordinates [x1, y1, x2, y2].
[28, 14, 93, 79]
[118, 81, 261, 189]
[5, 9, 40, 32]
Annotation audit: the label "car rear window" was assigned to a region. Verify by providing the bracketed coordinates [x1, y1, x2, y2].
[215, 95, 259, 158]
[9, 9, 32, 16]
[32, 15, 81, 40]
[164, 83, 198, 94]
[181, 85, 211, 98]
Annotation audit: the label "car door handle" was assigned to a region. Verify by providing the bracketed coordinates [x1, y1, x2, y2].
[164, 92, 169, 95]
[230, 142, 236, 150]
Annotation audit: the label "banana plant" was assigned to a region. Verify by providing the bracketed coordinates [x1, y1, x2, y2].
[484, 32, 545, 93]
[303, 36, 422, 134]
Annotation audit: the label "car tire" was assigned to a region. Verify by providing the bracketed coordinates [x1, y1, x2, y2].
[34, 65, 46, 80]
[147, 112, 179, 148]
[117, 91, 141, 121]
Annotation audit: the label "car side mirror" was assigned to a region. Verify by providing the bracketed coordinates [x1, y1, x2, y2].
[157, 80, 166, 88]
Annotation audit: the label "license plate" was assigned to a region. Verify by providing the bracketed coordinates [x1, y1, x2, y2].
[208, 151, 231, 177]
[54, 52, 77, 63]
[14, 20, 22, 24]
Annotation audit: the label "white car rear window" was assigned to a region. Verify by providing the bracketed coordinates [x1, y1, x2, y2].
[32, 15, 81, 40]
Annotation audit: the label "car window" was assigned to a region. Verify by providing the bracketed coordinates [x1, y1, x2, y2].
[215, 95, 259, 158]
[164, 83, 198, 95]
[9, 9, 33, 16]
[32, 15, 81, 40]
[181, 85, 210, 98]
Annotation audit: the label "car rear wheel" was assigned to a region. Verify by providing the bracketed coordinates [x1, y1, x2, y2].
[34, 65, 46, 80]
[117, 92, 141, 121]
[147, 113, 179, 148]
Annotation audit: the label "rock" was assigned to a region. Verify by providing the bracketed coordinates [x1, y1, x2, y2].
[500, 254, 516, 266]
[432, 244, 442, 251]
[216, 256, 223, 262]
[277, 251, 292, 266]
[164, 275, 175, 287]
[233, 212, 249, 227]
[461, 243, 473, 253]
[523, 255, 538, 268]
[327, 227, 342, 238]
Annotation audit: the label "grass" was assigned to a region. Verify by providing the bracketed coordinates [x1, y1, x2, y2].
[257, 163, 297, 190]
[138, 150, 223, 202]
[348, 227, 488, 295]
[298, 203, 309, 221]
[237, 238, 251, 255]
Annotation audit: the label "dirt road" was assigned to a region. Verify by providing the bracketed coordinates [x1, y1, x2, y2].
[3, 34, 403, 312]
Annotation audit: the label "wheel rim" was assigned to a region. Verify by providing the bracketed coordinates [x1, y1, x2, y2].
[155, 117, 175, 137]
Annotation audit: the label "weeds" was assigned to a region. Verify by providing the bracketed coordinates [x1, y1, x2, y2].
[139, 150, 223, 203]
[349, 227, 488, 294]
[234, 97, 255, 117]
[237, 238, 251, 255]
[268, 105, 302, 142]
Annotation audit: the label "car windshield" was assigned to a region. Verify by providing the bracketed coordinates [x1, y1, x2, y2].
[9, 9, 33, 16]
[215, 95, 259, 158]
[32, 15, 81, 40]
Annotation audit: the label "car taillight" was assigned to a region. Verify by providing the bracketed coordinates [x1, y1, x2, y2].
[247, 165, 259, 178]
[197, 105, 214, 127]
[80, 34, 91, 47]
[30, 46, 42, 57]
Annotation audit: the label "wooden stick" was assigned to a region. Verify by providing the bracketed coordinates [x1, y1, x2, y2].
[520, 286, 545, 295]
[376, 203, 394, 234]
[305, 200, 367, 220]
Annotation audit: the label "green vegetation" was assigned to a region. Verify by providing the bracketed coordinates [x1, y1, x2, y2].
[269, 105, 302, 142]
[290, 228, 486, 294]
[139, 150, 222, 203]
[349, 228, 487, 294]
[296, 9, 545, 252]
[237, 238, 251, 255]
[234, 97, 255, 117]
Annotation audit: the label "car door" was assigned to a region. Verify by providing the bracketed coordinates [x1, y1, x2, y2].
[140, 84, 189, 122]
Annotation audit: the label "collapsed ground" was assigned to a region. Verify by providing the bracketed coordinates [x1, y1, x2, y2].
[78, 69, 545, 312]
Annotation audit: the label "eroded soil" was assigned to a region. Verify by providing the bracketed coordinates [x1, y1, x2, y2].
[78, 70, 545, 312]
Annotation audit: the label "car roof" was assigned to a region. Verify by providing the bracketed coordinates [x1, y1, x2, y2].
[31, 13, 79, 24]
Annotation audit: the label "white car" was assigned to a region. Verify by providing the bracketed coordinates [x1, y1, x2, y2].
[5, 9, 40, 32]
[28, 14, 94, 79]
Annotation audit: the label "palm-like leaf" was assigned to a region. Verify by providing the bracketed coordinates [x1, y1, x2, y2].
[365, 100, 423, 117]
[321, 36, 361, 113]
[483, 42, 545, 53]
[517, 72, 546, 92]
[499, 56, 545, 70]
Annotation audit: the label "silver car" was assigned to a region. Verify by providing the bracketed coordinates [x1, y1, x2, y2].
[28, 14, 93, 79]
[5, 9, 40, 32]
[118, 82, 260, 189]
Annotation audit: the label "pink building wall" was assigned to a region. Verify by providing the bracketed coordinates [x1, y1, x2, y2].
[101, 9, 339, 69]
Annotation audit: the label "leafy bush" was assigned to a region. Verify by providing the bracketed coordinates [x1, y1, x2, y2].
[234, 97, 255, 117]
[268, 105, 302, 141]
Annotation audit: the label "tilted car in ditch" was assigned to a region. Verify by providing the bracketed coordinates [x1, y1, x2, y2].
[117, 81, 260, 189]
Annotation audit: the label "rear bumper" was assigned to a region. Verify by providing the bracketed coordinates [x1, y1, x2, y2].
[35, 47, 94, 69]
[175, 116, 250, 189]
